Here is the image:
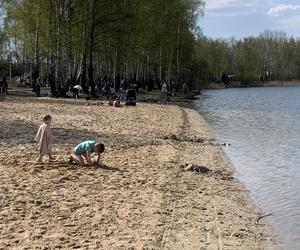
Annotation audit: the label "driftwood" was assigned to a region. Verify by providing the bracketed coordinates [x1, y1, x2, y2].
[255, 213, 273, 225]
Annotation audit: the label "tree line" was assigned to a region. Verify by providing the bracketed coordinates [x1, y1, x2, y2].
[196, 30, 300, 84]
[1, 1, 300, 96]
[1, 0, 205, 96]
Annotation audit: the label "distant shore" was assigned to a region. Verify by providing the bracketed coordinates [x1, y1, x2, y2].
[207, 80, 300, 89]
[0, 97, 277, 249]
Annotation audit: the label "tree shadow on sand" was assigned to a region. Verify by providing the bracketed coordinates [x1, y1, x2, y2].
[0, 120, 132, 146]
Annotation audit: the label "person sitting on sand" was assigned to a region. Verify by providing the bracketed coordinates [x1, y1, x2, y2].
[113, 98, 122, 107]
[69, 141, 105, 167]
[108, 95, 122, 107]
[34, 115, 54, 162]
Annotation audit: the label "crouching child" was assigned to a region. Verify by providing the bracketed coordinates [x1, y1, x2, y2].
[69, 141, 105, 167]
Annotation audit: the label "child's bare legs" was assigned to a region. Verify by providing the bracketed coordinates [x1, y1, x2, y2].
[36, 155, 43, 162]
[49, 153, 55, 161]
[69, 153, 85, 167]
[36, 154, 54, 162]
[82, 153, 89, 163]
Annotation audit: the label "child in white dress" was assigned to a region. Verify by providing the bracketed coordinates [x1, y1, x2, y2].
[34, 115, 54, 162]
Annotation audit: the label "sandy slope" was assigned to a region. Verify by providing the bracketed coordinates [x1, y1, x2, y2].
[0, 97, 277, 249]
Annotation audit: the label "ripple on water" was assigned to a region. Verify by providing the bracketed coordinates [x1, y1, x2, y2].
[194, 86, 300, 250]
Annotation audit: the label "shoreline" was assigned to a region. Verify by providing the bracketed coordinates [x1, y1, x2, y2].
[189, 97, 279, 248]
[206, 80, 300, 89]
[0, 97, 278, 249]
[195, 112, 279, 248]
[184, 105, 278, 249]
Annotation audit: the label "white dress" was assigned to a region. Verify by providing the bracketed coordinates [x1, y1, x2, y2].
[34, 123, 53, 155]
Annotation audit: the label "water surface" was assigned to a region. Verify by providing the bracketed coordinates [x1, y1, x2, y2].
[193, 86, 300, 250]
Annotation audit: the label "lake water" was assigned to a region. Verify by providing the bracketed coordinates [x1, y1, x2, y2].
[193, 86, 300, 250]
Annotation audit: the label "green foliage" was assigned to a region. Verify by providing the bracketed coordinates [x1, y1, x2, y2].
[3, 1, 300, 91]
[193, 30, 300, 84]
[2, 0, 206, 93]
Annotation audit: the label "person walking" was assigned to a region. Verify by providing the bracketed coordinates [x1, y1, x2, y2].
[2, 74, 8, 95]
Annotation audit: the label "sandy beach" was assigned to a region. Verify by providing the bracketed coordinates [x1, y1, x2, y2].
[0, 97, 277, 249]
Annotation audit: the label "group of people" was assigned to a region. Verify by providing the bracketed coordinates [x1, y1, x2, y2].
[95, 77, 137, 99]
[108, 87, 137, 107]
[96, 77, 113, 97]
[20, 75, 45, 88]
[160, 81, 188, 100]
[34, 115, 105, 167]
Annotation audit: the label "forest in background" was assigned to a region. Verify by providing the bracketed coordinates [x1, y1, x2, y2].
[207, 31, 300, 84]
[1, 0, 300, 96]
[0, 0, 205, 96]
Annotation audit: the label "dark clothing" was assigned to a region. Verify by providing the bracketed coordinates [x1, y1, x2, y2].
[126, 89, 136, 101]
[36, 83, 41, 97]
[73, 88, 79, 99]
[0, 81, 6, 101]
[2, 77, 8, 94]
[125, 88, 137, 106]
[4, 82, 8, 93]
[0, 81, 5, 93]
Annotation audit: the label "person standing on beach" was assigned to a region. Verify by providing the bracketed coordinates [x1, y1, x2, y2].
[2, 74, 8, 94]
[36, 78, 41, 97]
[34, 115, 54, 162]
[183, 82, 188, 94]
[161, 81, 168, 94]
[0, 79, 6, 101]
[69, 141, 105, 167]
[161, 81, 168, 101]
[73, 85, 82, 99]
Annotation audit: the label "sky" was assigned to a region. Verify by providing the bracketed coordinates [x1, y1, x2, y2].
[200, 0, 300, 39]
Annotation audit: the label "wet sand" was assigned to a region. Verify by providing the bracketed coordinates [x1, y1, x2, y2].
[0, 97, 277, 249]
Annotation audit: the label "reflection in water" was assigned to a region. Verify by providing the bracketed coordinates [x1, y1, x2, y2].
[193, 86, 300, 250]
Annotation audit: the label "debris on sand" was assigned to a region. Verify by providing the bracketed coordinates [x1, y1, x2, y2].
[181, 163, 210, 174]
[163, 134, 181, 141]
[163, 134, 208, 144]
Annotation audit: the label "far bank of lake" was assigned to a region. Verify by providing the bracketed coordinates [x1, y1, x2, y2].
[206, 80, 300, 89]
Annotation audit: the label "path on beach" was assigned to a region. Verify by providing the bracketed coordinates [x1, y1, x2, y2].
[0, 98, 276, 249]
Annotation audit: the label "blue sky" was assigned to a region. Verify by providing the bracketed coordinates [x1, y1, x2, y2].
[200, 0, 300, 39]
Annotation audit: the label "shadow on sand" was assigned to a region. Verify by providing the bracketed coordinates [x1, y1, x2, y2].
[0, 120, 131, 146]
[96, 164, 128, 173]
[39, 161, 128, 173]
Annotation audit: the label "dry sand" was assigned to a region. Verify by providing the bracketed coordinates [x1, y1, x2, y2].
[0, 97, 277, 249]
